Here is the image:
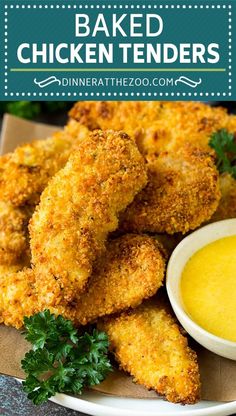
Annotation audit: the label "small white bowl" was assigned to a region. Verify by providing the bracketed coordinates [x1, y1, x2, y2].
[166, 218, 236, 360]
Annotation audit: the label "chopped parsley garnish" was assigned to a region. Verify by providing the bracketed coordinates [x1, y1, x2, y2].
[209, 129, 236, 179]
[0, 101, 71, 120]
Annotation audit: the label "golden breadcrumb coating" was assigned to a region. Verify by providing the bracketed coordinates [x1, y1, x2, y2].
[120, 144, 220, 234]
[0, 201, 32, 265]
[0, 120, 89, 207]
[69, 101, 232, 154]
[0, 268, 38, 329]
[0, 121, 88, 267]
[0, 234, 163, 329]
[30, 130, 147, 310]
[0, 266, 75, 329]
[70, 101, 236, 222]
[99, 298, 200, 404]
[74, 234, 166, 325]
[0, 260, 30, 277]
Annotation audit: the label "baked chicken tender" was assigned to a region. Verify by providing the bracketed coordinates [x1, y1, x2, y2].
[120, 144, 220, 234]
[0, 269, 37, 328]
[0, 201, 31, 265]
[0, 234, 164, 329]
[0, 120, 89, 207]
[70, 101, 236, 222]
[99, 298, 200, 405]
[0, 262, 30, 277]
[74, 234, 166, 325]
[69, 101, 231, 154]
[0, 121, 88, 266]
[30, 130, 147, 310]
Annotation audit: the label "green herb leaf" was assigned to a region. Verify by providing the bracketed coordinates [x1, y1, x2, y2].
[21, 310, 112, 405]
[209, 129, 236, 179]
[21, 349, 55, 376]
[6, 101, 41, 120]
[0, 101, 73, 120]
[23, 309, 78, 353]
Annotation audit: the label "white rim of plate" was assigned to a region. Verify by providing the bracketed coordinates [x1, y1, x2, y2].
[50, 392, 236, 416]
[15, 377, 236, 415]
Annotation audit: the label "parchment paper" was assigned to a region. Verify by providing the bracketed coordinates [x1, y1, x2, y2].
[0, 113, 60, 154]
[1, 114, 236, 402]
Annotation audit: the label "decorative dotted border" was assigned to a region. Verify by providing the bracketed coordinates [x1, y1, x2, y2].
[228, 7, 232, 96]
[4, 7, 8, 96]
[3, 3, 232, 99]
[5, 91, 229, 98]
[3, 4, 231, 9]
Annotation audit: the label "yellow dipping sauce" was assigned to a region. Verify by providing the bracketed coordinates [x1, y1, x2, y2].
[181, 235, 236, 342]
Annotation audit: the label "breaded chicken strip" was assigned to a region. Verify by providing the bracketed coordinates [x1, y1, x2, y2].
[0, 234, 164, 329]
[0, 257, 30, 280]
[0, 234, 163, 328]
[74, 234, 166, 325]
[0, 121, 88, 266]
[99, 298, 200, 404]
[70, 101, 236, 222]
[0, 120, 89, 206]
[30, 130, 147, 311]
[0, 201, 31, 265]
[120, 144, 220, 234]
[0, 269, 38, 328]
[0, 263, 28, 276]
[69, 101, 231, 155]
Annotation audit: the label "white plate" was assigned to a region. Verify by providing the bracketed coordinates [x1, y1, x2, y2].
[51, 391, 236, 416]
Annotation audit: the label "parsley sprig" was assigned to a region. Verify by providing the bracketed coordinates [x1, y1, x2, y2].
[0, 101, 71, 120]
[21, 310, 112, 405]
[209, 129, 236, 179]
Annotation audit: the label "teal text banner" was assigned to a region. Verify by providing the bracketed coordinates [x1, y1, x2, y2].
[0, 0, 235, 100]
